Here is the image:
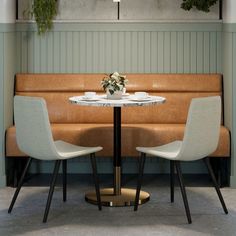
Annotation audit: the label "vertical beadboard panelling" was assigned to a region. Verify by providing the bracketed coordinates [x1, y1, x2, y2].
[131, 31, 138, 72]
[210, 32, 217, 73]
[47, 32, 53, 73]
[79, 32, 87, 72]
[144, 32, 151, 73]
[105, 32, 112, 72]
[177, 32, 184, 73]
[66, 32, 73, 73]
[157, 32, 164, 73]
[40, 35, 47, 72]
[217, 31, 222, 73]
[16, 23, 222, 74]
[60, 32, 66, 73]
[164, 32, 171, 73]
[72, 32, 79, 72]
[99, 31, 106, 72]
[87, 31, 94, 72]
[16, 31, 21, 72]
[53, 32, 60, 73]
[137, 31, 144, 73]
[190, 32, 197, 73]
[203, 32, 210, 73]
[183, 32, 190, 73]
[27, 32, 34, 73]
[34, 32, 40, 73]
[21, 32, 28, 72]
[111, 31, 118, 72]
[150, 32, 157, 73]
[197, 32, 204, 72]
[170, 31, 177, 73]
[124, 31, 131, 72]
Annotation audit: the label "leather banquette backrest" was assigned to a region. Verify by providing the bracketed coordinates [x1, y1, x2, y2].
[15, 74, 223, 124]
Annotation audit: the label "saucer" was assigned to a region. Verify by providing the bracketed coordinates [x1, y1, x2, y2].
[129, 95, 152, 101]
[80, 96, 100, 101]
[122, 93, 130, 97]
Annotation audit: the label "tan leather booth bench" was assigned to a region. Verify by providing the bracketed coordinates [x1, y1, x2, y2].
[6, 74, 230, 161]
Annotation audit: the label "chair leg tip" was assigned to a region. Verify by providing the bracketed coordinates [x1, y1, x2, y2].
[8, 206, 13, 213]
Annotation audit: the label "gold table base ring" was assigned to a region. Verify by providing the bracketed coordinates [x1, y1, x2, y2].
[85, 188, 150, 207]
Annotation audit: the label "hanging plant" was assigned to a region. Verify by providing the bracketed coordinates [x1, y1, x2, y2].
[24, 0, 58, 35]
[181, 0, 218, 12]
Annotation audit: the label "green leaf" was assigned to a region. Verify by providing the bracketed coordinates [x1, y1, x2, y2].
[181, 0, 218, 12]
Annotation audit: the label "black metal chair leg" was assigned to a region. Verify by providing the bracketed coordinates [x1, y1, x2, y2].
[8, 158, 32, 213]
[170, 160, 175, 203]
[62, 160, 67, 202]
[43, 160, 61, 223]
[204, 158, 228, 214]
[90, 153, 102, 211]
[134, 153, 146, 211]
[175, 161, 192, 224]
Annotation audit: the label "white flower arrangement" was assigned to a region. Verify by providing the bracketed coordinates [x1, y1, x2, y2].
[101, 72, 128, 95]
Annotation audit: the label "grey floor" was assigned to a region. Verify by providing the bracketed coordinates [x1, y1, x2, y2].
[0, 174, 235, 236]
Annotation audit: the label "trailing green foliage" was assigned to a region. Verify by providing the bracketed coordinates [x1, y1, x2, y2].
[26, 0, 58, 35]
[181, 0, 218, 12]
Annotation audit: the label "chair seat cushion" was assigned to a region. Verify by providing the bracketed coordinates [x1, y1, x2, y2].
[6, 124, 230, 157]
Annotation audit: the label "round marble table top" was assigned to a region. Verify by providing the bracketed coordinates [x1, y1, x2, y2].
[69, 94, 166, 107]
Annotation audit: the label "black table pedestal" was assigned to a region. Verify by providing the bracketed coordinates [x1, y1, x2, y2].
[85, 107, 150, 206]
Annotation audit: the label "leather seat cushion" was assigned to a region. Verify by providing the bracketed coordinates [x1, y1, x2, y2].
[6, 124, 230, 157]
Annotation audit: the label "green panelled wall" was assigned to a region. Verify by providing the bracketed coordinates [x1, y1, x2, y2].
[0, 24, 15, 187]
[233, 31, 236, 187]
[13, 22, 224, 175]
[223, 24, 236, 187]
[0, 32, 5, 187]
[16, 23, 222, 74]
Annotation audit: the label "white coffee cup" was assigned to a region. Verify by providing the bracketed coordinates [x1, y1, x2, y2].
[134, 92, 148, 99]
[84, 92, 96, 98]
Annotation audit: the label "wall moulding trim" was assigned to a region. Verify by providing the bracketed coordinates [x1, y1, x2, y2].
[0, 23, 15, 32]
[16, 22, 223, 32]
[223, 23, 236, 32]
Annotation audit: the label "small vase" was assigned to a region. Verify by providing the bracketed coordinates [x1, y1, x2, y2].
[106, 90, 123, 100]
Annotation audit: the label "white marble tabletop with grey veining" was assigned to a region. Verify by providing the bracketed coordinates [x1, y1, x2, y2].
[69, 94, 166, 107]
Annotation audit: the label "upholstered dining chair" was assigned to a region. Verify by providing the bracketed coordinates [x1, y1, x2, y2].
[134, 96, 228, 224]
[8, 96, 103, 223]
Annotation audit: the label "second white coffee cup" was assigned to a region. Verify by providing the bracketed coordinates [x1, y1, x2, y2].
[84, 92, 96, 98]
[134, 92, 148, 99]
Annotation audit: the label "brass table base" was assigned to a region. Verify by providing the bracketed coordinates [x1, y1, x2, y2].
[85, 188, 150, 207]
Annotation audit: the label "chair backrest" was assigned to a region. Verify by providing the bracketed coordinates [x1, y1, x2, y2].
[14, 96, 59, 160]
[177, 96, 221, 161]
